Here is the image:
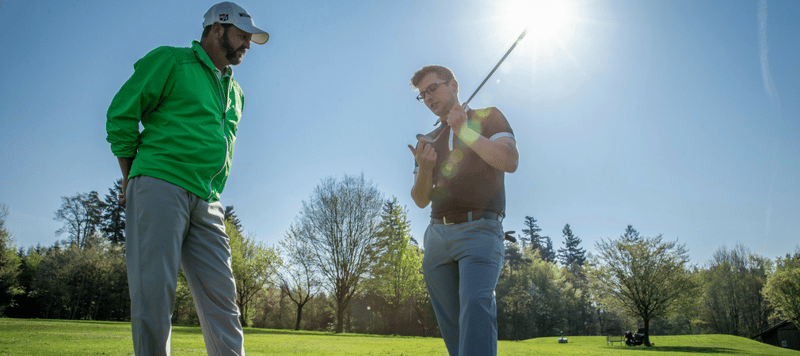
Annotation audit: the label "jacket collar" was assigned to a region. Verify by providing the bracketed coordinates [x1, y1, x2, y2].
[192, 40, 233, 77]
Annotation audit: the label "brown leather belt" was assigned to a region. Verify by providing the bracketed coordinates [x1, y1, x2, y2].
[431, 211, 503, 225]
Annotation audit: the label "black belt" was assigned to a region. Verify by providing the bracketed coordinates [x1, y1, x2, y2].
[431, 211, 503, 225]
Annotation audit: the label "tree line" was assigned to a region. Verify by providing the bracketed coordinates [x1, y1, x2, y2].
[0, 175, 798, 343]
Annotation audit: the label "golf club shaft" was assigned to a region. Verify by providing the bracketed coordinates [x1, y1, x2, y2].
[463, 28, 528, 109]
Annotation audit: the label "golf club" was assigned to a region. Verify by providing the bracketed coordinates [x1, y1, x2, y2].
[462, 27, 528, 111]
[416, 27, 529, 145]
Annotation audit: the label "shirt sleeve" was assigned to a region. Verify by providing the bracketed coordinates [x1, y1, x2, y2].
[474, 107, 514, 142]
[106, 47, 176, 158]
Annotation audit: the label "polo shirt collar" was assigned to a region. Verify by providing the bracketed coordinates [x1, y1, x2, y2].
[192, 40, 233, 78]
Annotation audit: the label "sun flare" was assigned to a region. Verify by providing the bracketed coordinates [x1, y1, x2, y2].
[500, 0, 579, 45]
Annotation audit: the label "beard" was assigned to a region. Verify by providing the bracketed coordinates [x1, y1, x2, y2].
[221, 28, 246, 65]
[433, 96, 456, 118]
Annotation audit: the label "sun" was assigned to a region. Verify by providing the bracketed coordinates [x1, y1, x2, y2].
[499, 0, 579, 45]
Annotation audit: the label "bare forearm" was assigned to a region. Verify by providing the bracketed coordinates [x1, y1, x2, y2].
[116, 156, 134, 206]
[117, 157, 134, 180]
[411, 170, 433, 209]
[473, 137, 518, 173]
[447, 105, 518, 173]
[458, 129, 519, 173]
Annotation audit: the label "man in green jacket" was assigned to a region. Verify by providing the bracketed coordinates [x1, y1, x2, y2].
[106, 2, 268, 355]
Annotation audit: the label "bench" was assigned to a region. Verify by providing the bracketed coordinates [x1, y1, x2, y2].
[607, 334, 625, 346]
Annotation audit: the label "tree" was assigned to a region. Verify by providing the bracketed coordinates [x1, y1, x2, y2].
[279, 224, 322, 331]
[521, 216, 555, 262]
[540, 235, 556, 263]
[555, 223, 594, 337]
[0, 204, 23, 315]
[699, 244, 771, 337]
[54, 192, 102, 249]
[224, 205, 242, 233]
[622, 225, 641, 243]
[497, 243, 534, 340]
[763, 250, 800, 330]
[370, 198, 425, 335]
[557, 224, 586, 275]
[296, 174, 384, 333]
[228, 220, 280, 327]
[31, 241, 129, 320]
[100, 179, 126, 245]
[497, 245, 568, 340]
[504, 242, 531, 276]
[521, 216, 541, 247]
[587, 232, 699, 346]
[6, 246, 44, 318]
[172, 269, 199, 325]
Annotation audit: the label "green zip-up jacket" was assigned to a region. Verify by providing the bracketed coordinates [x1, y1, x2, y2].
[106, 41, 244, 202]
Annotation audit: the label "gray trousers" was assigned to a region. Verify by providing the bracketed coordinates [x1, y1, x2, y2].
[126, 176, 244, 356]
[422, 218, 505, 356]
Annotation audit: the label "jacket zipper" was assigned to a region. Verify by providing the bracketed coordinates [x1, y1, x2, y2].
[206, 68, 230, 201]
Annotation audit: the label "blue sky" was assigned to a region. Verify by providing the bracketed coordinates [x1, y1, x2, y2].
[1, 0, 798, 265]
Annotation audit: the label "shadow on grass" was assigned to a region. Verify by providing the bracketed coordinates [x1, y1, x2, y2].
[171, 326, 414, 339]
[244, 329, 420, 339]
[616, 346, 742, 354]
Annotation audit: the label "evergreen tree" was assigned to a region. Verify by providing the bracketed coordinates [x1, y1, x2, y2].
[371, 197, 425, 335]
[521, 216, 542, 248]
[557, 224, 586, 272]
[224, 206, 242, 233]
[540, 235, 556, 263]
[622, 224, 641, 242]
[557, 224, 592, 336]
[521, 216, 555, 263]
[100, 179, 126, 245]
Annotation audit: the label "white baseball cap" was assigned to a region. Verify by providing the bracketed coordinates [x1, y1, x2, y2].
[203, 2, 269, 45]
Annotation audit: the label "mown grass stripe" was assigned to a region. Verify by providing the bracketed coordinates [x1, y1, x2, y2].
[1, 319, 797, 355]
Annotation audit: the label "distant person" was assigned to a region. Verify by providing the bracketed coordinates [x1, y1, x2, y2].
[105, 2, 269, 355]
[407, 65, 519, 356]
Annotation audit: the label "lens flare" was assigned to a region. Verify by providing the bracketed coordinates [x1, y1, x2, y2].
[442, 161, 458, 178]
[450, 149, 464, 163]
[475, 109, 491, 120]
[500, 0, 578, 45]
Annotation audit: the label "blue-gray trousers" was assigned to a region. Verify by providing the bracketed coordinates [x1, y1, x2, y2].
[422, 218, 505, 356]
[126, 176, 244, 356]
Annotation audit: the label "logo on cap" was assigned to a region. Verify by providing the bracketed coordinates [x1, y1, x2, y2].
[219, 14, 229, 21]
[238, 12, 251, 18]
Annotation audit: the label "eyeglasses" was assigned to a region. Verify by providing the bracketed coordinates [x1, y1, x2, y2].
[416, 79, 451, 102]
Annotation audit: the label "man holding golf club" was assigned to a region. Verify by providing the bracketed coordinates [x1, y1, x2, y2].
[106, 2, 268, 355]
[408, 65, 518, 356]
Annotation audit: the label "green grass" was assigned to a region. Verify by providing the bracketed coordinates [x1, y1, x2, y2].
[1, 318, 797, 355]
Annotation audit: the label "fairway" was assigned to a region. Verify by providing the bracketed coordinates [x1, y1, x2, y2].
[1, 319, 797, 355]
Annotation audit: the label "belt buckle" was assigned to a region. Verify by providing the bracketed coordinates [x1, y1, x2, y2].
[443, 216, 454, 225]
